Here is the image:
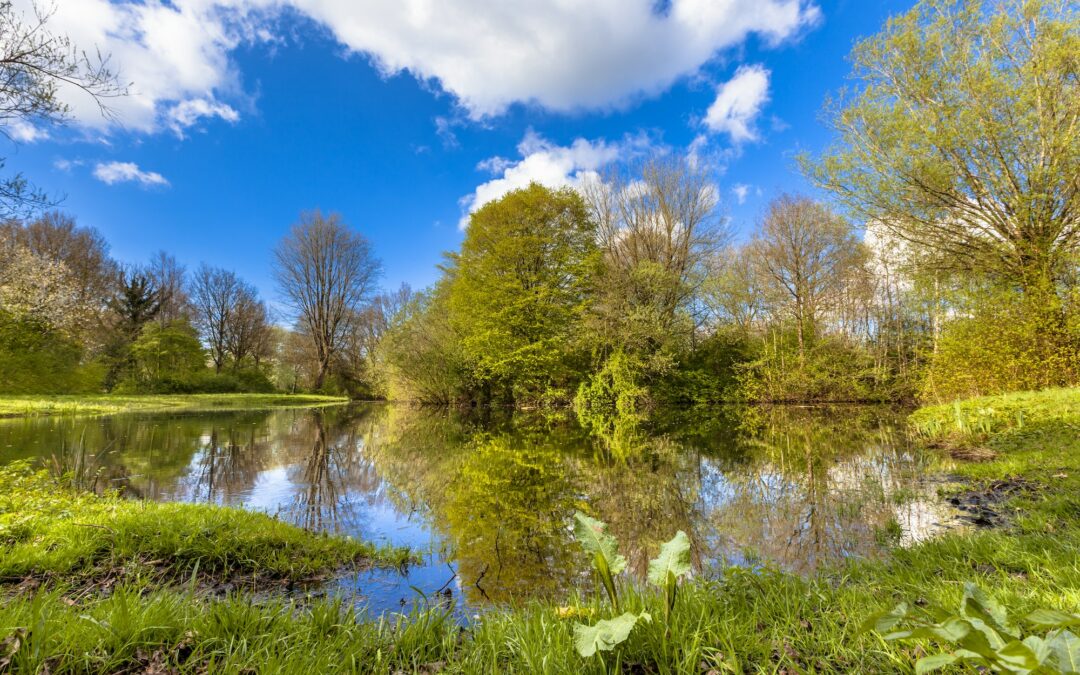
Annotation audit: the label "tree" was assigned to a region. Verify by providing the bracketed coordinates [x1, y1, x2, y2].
[225, 285, 271, 370]
[805, 0, 1079, 304]
[750, 195, 864, 360]
[125, 320, 207, 391]
[581, 156, 726, 371]
[147, 251, 191, 325]
[342, 283, 414, 395]
[190, 264, 240, 373]
[702, 246, 766, 336]
[0, 211, 117, 338]
[273, 210, 381, 390]
[0, 1, 125, 217]
[103, 267, 160, 388]
[108, 268, 160, 340]
[447, 184, 597, 403]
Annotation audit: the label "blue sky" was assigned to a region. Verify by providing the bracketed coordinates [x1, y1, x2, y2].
[7, 0, 912, 303]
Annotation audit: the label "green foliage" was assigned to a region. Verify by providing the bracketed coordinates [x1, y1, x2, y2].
[925, 286, 1079, 402]
[574, 350, 648, 421]
[864, 583, 1080, 674]
[734, 328, 890, 402]
[647, 530, 692, 621]
[573, 611, 652, 659]
[0, 393, 347, 417]
[0, 310, 102, 394]
[446, 184, 597, 404]
[572, 511, 627, 612]
[571, 515, 693, 660]
[119, 320, 207, 392]
[377, 287, 474, 403]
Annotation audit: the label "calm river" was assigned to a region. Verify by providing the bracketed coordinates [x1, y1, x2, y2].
[0, 404, 959, 615]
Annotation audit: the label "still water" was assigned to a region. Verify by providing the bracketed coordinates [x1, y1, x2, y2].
[0, 403, 958, 614]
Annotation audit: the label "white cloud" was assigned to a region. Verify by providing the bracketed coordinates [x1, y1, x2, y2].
[166, 98, 240, 137]
[53, 159, 85, 172]
[8, 121, 48, 143]
[93, 161, 169, 187]
[459, 130, 647, 229]
[732, 183, 750, 204]
[704, 64, 771, 143]
[295, 0, 817, 118]
[18, 0, 817, 133]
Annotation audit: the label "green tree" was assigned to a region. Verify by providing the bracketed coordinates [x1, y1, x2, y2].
[807, 0, 1079, 292]
[805, 0, 1080, 386]
[123, 320, 207, 391]
[447, 184, 598, 404]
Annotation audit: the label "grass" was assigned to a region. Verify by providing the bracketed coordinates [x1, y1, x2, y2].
[0, 464, 409, 592]
[0, 393, 349, 418]
[1, 388, 1079, 673]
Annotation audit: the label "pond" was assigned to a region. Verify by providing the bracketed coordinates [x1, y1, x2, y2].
[0, 403, 960, 615]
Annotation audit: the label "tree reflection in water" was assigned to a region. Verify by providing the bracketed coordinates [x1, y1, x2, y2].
[0, 403, 958, 604]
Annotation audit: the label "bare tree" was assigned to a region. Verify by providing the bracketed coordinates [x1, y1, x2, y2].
[702, 245, 766, 336]
[225, 285, 271, 370]
[0, 1, 126, 217]
[273, 211, 382, 389]
[190, 264, 241, 373]
[146, 251, 191, 325]
[580, 155, 726, 356]
[750, 195, 864, 360]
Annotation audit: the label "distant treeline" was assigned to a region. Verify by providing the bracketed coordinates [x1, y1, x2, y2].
[0, 0, 1076, 406]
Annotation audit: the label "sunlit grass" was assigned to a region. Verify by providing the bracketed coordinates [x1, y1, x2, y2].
[2, 388, 1078, 672]
[0, 393, 349, 418]
[0, 464, 409, 589]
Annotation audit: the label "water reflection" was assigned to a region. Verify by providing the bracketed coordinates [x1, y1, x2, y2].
[0, 403, 959, 611]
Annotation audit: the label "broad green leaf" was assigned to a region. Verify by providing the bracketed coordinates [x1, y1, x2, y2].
[1026, 609, 1080, 629]
[573, 512, 627, 575]
[929, 618, 974, 644]
[1047, 630, 1080, 673]
[1021, 635, 1050, 665]
[573, 612, 651, 658]
[914, 653, 958, 674]
[861, 603, 910, 634]
[647, 531, 692, 588]
[995, 640, 1040, 670]
[961, 583, 1016, 637]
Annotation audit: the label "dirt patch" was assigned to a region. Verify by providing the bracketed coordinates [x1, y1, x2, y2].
[925, 438, 998, 462]
[0, 556, 382, 605]
[943, 477, 1035, 528]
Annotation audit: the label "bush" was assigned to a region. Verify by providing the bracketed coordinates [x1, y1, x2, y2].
[0, 311, 103, 394]
[924, 288, 1079, 402]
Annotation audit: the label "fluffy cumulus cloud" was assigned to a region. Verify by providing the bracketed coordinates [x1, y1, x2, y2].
[704, 64, 771, 143]
[458, 130, 644, 229]
[92, 161, 169, 187]
[16, 0, 817, 133]
[9, 0, 265, 134]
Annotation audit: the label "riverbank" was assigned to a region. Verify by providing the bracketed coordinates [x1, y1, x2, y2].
[0, 393, 349, 418]
[1, 388, 1077, 673]
[0, 464, 409, 594]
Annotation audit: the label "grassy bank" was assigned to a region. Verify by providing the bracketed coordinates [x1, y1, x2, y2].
[0, 464, 409, 592]
[1, 389, 1078, 673]
[0, 393, 349, 418]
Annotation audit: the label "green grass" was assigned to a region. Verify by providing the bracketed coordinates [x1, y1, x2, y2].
[0, 393, 349, 418]
[1, 388, 1079, 673]
[0, 464, 409, 590]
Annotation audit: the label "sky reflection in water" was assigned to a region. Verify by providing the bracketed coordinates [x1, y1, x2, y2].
[0, 404, 960, 615]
